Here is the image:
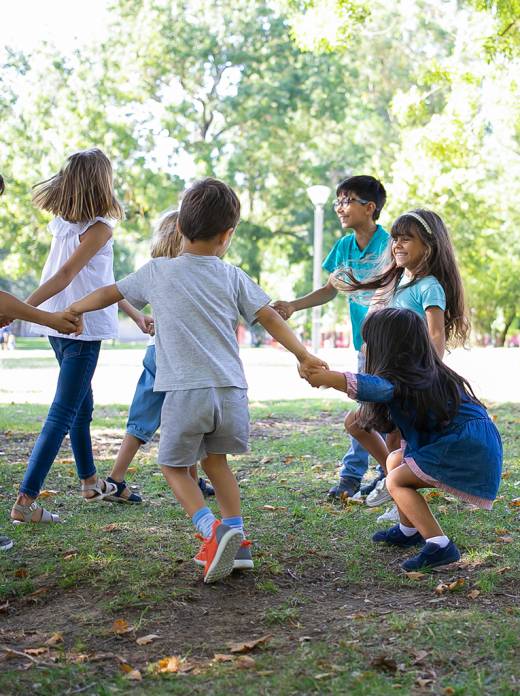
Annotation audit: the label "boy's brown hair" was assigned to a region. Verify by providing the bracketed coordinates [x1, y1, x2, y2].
[178, 177, 240, 241]
[150, 210, 183, 259]
[32, 148, 124, 223]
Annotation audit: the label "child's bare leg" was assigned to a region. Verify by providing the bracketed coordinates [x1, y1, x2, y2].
[386, 463, 443, 539]
[110, 433, 142, 481]
[386, 449, 413, 527]
[189, 464, 198, 482]
[201, 453, 240, 519]
[345, 411, 389, 472]
[161, 465, 205, 516]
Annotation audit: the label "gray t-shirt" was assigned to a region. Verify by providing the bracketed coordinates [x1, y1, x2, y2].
[117, 253, 270, 391]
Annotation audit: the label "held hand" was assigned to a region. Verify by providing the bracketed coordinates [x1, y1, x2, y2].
[0, 313, 12, 328]
[299, 365, 332, 389]
[136, 314, 155, 335]
[65, 306, 84, 335]
[271, 300, 295, 321]
[297, 352, 329, 380]
[50, 311, 81, 335]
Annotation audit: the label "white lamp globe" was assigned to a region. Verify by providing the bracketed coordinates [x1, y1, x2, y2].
[307, 185, 331, 207]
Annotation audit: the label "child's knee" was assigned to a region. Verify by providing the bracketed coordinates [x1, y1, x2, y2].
[386, 470, 399, 496]
[344, 412, 360, 436]
[386, 449, 403, 472]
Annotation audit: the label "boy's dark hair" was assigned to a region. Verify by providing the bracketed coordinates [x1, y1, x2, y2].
[358, 307, 481, 433]
[179, 177, 240, 241]
[0, 174, 4, 196]
[336, 175, 386, 221]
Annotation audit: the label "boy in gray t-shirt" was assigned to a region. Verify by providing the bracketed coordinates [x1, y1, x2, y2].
[69, 177, 327, 584]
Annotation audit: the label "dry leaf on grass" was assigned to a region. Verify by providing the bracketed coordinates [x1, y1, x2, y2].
[24, 647, 48, 656]
[112, 619, 134, 635]
[127, 466, 138, 473]
[260, 505, 287, 512]
[154, 656, 181, 673]
[63, 552, 78, 561]
[442, 688, 455, 695]
[39, 490, 59, 498]
[509, 498, 520, 508]
[497, 566, 511, 574]
[235, 655, 256, 669]
[229, 634, 272, 653]
[424, 491, 443, 501]
[213, 654, 234, 663]
[103, 523, 120, 533]
[435, 578, 465, 595]
[136, 634, 160, 646]
[417, 677, 435, 688]
[14, 568, 28, 578]
[496, 535, 513, 544]
[404, 571, 427, 580]
[45, 633, 63, 646]
[0, 601, 9, 614]
[412, 650, 429, 664]
[126, 669, 142, 681]
[467, 589, 481, 600]
[495, 528, 509, 535]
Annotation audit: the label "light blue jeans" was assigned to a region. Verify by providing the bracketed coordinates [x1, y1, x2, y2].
[126, 345, 164, 443]
[339, 351, 373, 482]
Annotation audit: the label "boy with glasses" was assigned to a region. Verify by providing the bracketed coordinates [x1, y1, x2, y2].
[273, 175, 389, 500]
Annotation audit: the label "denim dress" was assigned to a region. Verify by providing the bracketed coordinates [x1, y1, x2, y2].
[344, 372, 503, 509]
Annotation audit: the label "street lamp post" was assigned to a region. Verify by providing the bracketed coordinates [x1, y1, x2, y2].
[307, 184, 331, 354]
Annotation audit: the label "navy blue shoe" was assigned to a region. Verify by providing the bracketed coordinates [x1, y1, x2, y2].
[372, 524, 424, 548]
[328, 476, 360, 499]
[104, 477, 142, 504]
[401, 541, 461, 571]
[198, 477, 215, 498]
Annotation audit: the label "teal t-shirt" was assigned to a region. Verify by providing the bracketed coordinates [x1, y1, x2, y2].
[323, 225, 389, 350]
[390, 274, 446, 317]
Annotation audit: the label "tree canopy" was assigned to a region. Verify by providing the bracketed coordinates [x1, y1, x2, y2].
[0, 0, 519, 342]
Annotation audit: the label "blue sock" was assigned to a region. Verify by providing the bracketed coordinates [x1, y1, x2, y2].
[223, 516, 244, 537]
[192, 507, 216, 538]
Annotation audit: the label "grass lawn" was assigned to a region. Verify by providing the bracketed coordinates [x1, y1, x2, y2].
[0, 399, 518, 695]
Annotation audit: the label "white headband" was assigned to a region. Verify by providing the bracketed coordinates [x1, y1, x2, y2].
[402, 211, 433, 236]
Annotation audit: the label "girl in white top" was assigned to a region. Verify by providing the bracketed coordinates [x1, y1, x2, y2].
[11, 148, 150, 524]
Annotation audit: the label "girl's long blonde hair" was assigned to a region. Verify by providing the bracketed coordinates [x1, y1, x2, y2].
[32, 148, 124, 223]
[150, 210, 183, 259]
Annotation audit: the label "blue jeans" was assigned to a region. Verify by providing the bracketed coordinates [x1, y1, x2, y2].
[20, 337, 101, 498]
[339, 351, 371, 482]
[126, 344, 164, 443]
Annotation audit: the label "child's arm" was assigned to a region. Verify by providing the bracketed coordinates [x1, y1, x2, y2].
[425, 307, 445, 358]
[0, 290, 79, 334]
[272, 277, 337, 320]
[26, 222, 112, 307]
[118, 300, 154, 334]
[68, 284, 124, 315]
[254, 305, 328, 376]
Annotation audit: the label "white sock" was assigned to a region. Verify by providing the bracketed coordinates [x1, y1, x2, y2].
[426, 535, 450, 548]
[399, 523, 417, 537]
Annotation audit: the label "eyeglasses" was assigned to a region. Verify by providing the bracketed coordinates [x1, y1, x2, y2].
[333, 196, 369, 209]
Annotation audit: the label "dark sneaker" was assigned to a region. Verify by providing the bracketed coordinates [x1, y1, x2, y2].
[360, 470, 385, 496]
[0, 535, 14, 551]
[202, 521, 242, 584]
[328, 476, 360, 499]
[198, 477, 215, 498]
[372, 524, 424, 548]
[234, 540, 253, 570]
[104, 477, 142, 504]
[401, 541, 461, 571]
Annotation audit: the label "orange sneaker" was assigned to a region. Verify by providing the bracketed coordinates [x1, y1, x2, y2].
[201, 520, 242, 583]
[194, 535, 252, 570]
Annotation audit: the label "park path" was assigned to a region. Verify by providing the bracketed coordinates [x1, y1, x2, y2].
[0, 345, 519, 405]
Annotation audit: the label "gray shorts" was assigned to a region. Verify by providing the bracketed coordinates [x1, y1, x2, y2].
[158, 387, 249, 468]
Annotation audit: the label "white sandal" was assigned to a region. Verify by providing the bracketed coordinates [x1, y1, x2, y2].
[11, 501, 61, 524]
[81, 477, 118, 502]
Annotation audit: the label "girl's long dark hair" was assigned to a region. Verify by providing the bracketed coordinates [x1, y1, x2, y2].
[333, 209, 469, 346]
[357, 308, 481, 432]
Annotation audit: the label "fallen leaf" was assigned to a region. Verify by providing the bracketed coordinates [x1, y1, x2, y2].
[45, 632, 63, 646]
[496, 566, 511, 574]
[404, 571, 427, 580]
[424, 491, 443, 501]
[136, 634, 160, 646]
[120, 662, 134, 673]
[314, 672, 333, 680]
[126, 669, 142, 681]
[112, 619, 133, 635]
[63, 552, 78, 561]
[496, 535, 513, 544]
[435, 582, 449, 595]
[229, 634, 272, 653]
[413, 650, 429, 664]
[0, 601, 9, 614]
[127, 466, 137, 474]
[416, 677, 435, 688]
[26, 587, 48, 599]
[235, 655, 256, 669]
[371, 655, 398, 673]
[260, 505, 287, 511]
[442, 688, 455, 696]
[501, 470, 511, 479]
[447, 578, 465, 591]
[15, 568, 28, 578]
[39, 489, 59, 498]
[468, 589, 481, 600]
[24, 647, 48, 656]
[495, 528, 509, 535]
[103, 523, 120, 533]
[213, 653, 234, 662]
[155, 656, 181, 673]
[509, 498, 520, 507]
